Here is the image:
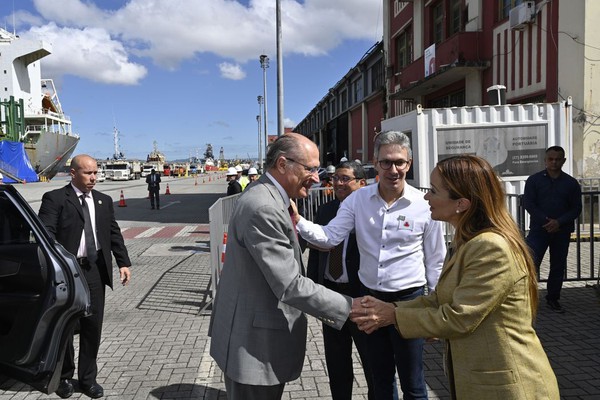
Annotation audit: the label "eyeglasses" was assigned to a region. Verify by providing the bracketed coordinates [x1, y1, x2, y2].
[331, 175, 358, 184]
[378, 159, 411, 170]
[285, 157, 319, 174]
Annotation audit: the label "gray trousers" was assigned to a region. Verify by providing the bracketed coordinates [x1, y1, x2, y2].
[224, 374, 285, 400]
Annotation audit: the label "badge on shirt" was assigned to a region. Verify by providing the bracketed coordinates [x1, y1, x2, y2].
[398, 216, 414, 231]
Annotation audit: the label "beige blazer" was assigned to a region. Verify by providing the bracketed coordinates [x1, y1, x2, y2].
[394, 231, 559, 399]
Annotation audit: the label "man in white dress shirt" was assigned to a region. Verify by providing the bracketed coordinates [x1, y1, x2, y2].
[294, 131, 446, 400]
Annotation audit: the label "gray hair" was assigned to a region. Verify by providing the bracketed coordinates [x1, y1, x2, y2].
[336, 160, 366, 180]
[265, 135, 302, 169]
[373, 131, 412, 160]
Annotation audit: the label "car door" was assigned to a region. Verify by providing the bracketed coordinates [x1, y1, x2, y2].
[0, 185, 91, 394]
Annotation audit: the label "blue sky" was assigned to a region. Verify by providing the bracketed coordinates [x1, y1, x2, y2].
[0, 0, 382, 161]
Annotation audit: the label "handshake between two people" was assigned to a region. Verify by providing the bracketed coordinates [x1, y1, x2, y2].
[350, 296, 396, 334]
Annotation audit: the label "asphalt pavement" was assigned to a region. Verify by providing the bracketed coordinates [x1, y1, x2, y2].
[1, 174, 599, 399]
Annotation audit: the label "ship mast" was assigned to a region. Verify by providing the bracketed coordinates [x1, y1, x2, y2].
[112, 125, 123, 160]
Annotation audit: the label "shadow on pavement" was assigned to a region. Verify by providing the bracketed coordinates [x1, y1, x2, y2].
[149, 383, 226, 399]
[113, 193, 224, 224]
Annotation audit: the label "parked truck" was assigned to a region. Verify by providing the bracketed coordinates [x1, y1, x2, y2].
[105, 160, 141, 180]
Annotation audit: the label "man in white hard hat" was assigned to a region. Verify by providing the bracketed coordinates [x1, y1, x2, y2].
[248, 167, 259, 183]
[226, 167, 242, 195]
[236, 165, 250, 190]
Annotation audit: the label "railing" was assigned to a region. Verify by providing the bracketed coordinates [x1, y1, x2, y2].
[208, 193, 241, 300]
[209, 187, 600, 303]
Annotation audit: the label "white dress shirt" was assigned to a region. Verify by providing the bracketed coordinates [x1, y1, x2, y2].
[72, 184, 99, 258]
[297, 183, 445, 292]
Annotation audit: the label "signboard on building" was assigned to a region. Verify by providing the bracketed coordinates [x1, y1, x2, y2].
[424, 44, 436, 77]
[437, 125, 547, 176]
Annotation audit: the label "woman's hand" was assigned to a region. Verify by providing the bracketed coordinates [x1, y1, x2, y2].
[349, 295, 397, 334]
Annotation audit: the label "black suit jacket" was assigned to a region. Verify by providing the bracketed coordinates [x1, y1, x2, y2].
[307, 199, 361, 296]
[146, 173, 161, 192]
[38, 184, 131, 289]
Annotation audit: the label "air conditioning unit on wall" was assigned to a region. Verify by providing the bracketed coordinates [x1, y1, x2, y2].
[509, 1, 536, 30]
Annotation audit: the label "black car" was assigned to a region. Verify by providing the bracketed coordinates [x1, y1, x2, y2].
[0, 185, 91, 394]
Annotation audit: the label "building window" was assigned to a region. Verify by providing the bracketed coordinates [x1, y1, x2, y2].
[432, 2, 444, 44]
[395, 28, 413, 69]
[341, 89, 348, 111]
[429, 90, 465, 108]
[352, 79, 363, 104]
[370, 59, 384, 94]
[330, 98, 337, 118]
[499, 0, 524, 20]
[449, 0, 462, 35]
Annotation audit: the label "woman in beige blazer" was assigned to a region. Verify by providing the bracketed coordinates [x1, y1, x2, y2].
[352, 155, 559, 399]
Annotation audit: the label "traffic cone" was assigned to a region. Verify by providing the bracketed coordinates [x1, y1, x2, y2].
[208, 175, 212, 182]
[221, 233, 228, 263]
[165, 184, 171, 195]
[118, 190, 127, 207]
[195, 176, 198, 186]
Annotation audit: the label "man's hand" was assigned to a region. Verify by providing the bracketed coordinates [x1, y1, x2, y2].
[350, 295, 397, 334]
[289, 200, 301, 224]
[119, 267, 131, 286]
[543, 217, 560, 233]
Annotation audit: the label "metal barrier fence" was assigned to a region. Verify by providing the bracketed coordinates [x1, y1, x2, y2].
[209, 188, 600, 302]
[208, 192, 241, 300]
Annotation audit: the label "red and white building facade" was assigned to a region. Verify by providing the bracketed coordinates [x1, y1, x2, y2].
[296, 0, 599, 177]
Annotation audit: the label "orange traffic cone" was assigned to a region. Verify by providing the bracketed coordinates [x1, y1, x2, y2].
[118, 190, 127, 207]
[208, 175, 212, 182]
[221, 233, 228, 264]
[165, 184, 171, 195]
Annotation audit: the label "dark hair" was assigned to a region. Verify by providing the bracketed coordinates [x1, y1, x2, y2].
[546, 146, 565, 156]
[265, 135, 302, 169]
[336, 160, 366, 180]
[435, 155, 538, 316]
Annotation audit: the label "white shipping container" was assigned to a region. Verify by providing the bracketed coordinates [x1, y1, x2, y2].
[381, 99, 573, 195]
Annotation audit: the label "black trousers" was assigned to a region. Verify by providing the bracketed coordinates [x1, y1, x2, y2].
[149, 188, 160, 208]
[323, 279, 374, 400]
[62, 253, 107, 387]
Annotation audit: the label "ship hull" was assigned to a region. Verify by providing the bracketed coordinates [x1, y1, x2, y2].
[24, 133, 79, 180]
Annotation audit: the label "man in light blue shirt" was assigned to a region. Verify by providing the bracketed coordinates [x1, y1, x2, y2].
[295, 131, 446, 400]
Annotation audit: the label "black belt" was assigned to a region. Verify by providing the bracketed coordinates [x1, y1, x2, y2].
[325, 280, 352, 289]
[364, 285, 422, 302]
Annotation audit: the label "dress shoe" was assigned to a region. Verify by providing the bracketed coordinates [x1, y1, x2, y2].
[547, 299, 565, 313]
[55, 379, 74, 398]
[81, 383, 104, 399]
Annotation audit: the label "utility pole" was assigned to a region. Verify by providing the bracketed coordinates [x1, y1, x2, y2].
[276, 0, 284, 136]
[257, 95, 263, 171]
[260, 55, 269, 157]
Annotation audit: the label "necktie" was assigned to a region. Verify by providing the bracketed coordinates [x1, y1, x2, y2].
[288, 205, 298, 239]
[328, 241, 344, 280]
[80, 194, 98, 263]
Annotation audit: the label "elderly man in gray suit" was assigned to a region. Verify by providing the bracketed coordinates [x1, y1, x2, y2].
[209, 133, 363, 400]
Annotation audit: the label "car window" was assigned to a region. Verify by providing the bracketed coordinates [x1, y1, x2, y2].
[0, 194, 36, 244]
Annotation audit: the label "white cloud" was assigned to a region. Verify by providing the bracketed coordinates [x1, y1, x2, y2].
[24, 23, 147, 85]
[284, 117, 296, 128]
[16, 0, 380, 82]
[219, 62, 246, 80]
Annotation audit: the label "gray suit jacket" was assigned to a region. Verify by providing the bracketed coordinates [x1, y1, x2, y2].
[209, 174, 352, 385]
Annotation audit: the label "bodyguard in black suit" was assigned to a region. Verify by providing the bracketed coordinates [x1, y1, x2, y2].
[39, 154, 132, 399]
[307, 161, 374, 400]
[145, 168, 161, 209]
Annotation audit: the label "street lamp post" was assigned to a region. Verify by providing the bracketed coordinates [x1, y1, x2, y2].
[256, 114, 261, 171]
[257, 95, 263, 171]
[260, 54, 269, 159]
[276, 0, 284, 136]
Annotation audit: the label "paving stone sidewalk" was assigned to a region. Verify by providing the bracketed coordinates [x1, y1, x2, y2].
[1, 221, 599, 399]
